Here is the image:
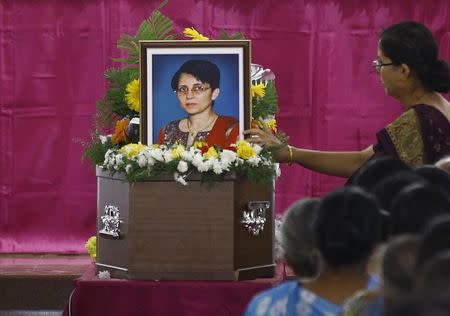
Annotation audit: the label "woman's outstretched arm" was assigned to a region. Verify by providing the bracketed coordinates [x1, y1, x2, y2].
[244, 127, 374, 178]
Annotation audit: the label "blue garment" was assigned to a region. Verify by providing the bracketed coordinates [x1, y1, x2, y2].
[244, 280, 342, 316]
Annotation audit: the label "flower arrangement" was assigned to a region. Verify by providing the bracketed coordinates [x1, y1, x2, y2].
[85, 236, 97, 262]
[81, 0, 284, 185]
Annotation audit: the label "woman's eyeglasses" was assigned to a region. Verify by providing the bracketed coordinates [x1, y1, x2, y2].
[175, 84, 211, 96]
[372, 59, 394, 72]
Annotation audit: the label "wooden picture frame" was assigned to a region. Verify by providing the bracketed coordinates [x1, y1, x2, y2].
[139, 40, 251, 145]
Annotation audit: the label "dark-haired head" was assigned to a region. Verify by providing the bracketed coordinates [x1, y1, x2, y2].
[171, 59, 220, 91]
[416, 215, 450, 271]
[379, 21, 450, 93]
[349, 156, 411, 191]
[281, 198, 321, 278]
[314, 186, 382, 267]
[415, 165, 450, 198]
[373, 170, 427, 212]
[390, 183, 450, 236]
[417, 250, 450, 297]
[382, 234, 420, 300]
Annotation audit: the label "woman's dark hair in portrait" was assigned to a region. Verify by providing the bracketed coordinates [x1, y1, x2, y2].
[379, 21, 450, 93]
[171, 59, 221, 91]
[314, 186, 382, 267]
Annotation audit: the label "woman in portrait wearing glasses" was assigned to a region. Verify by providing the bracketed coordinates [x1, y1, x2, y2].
[157, 59, 239, 148]
[244, 21, 450, 179]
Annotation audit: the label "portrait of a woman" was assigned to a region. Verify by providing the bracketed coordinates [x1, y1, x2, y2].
[157, 59, 239, 148]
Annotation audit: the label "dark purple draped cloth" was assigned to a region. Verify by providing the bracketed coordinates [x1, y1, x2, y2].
[1, 0, 450, 252]
[374, 104, 450, 165]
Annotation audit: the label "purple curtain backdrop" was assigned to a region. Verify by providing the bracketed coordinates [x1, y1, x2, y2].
[1, 0, 449, 253]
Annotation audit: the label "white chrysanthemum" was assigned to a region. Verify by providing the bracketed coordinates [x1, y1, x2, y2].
[220, 149, 237, 164]
[180, 150, 194, 162]
[247, 156, 261, 167]
[115, 154, 124, 165]
[192, 153, 205, 168]
[97, 270, 111, 279]
[163, 150, 173, 163]
[253, 144, 263, 155]
[196, 159, 212, 172]
[174, 173, 188, 186]
[125, 164, 132, 174]
[137, 154, 147, 168]
[150, 148, 164, 162]
[177, 160, 188, 173]
[212, 159, 224, 174]
[142, 149, 156, 166]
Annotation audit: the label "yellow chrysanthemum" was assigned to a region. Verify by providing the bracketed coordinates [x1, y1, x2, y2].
[266, 118, 277, 131]
[171, 144, 186, 159]
[251, 83, 265, 98]
[183, 27, 209, 41]
[236, 140, 256, 159]
[125, 79, 140, 112]
[120, 143, 146, 158]
[193, 140, 208, 149]
[85, 236, 97, 262]
[204, 146, 219, 159]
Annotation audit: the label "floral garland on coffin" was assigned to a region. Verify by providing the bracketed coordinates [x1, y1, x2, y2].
[82, 1, 284, 185]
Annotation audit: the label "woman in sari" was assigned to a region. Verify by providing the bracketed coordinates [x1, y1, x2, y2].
[158, 59, 239, 149]
[244, 21, 450, 177]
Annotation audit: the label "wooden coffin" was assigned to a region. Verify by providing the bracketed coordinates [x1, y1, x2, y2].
[95, 168, 275, 280]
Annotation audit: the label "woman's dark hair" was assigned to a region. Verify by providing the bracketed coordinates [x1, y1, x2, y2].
[390, 183, 450, 236]
[415, 165, 450, 199]
[416, 215, 450, 270]
[373, 170, 427, 212]
[314, 186, 382, 267]
[281, 198, 321, 278]
[379, 21, 450, 93]
[418, 250, 450, 296]
[171, 59, 220, 91]
[349, 156, 412, 191]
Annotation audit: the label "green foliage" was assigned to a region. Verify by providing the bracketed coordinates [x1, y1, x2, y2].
[82, 136, 115, 167]
[103, 67, 139, 118]
[113, 0, 176, 64]
[252, 81, 278, 119]
[217, 30, 246, 40]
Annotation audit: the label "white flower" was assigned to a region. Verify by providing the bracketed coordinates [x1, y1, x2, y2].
[253, 144, 263, 155]
[115, 154, 124, 165]
[275, 163, 281, 177]
[220, 149, 237, 164]
[212, 159, 224, 174]
[150, 148, 164, 162]
[97, 270, 111, 279]
[163, 150, 173, 163]
[125, 164, 133, 174]
[192, 153, 205, 168]
[177, 160, 188, 173]
[196, 159, 212, 172]
[99, 135, 109, 144]
[137, 154, 147, 168]
[174, 172, 188, 186]
[247, 156, 261, 167]
[142, 149, 156, 166]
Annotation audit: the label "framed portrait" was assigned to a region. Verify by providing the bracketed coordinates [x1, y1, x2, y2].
[139, 40, 251, 145]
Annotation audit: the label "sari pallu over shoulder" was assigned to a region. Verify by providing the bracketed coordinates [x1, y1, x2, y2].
[374, 104, 450, 166]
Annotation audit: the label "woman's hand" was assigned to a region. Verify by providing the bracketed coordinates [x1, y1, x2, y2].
[243, 121, 284, 148]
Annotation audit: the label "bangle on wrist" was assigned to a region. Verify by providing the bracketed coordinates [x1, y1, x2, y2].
[287, 145, 293, 166]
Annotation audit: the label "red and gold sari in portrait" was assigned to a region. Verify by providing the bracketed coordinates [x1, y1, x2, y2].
[158, 115, 239, 149]
[373, 104, 450, 166]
